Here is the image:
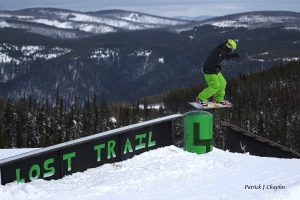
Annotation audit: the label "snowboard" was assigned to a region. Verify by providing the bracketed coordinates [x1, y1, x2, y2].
[188, 101, 233, 109]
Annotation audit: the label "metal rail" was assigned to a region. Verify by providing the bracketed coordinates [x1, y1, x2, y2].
[214, 120, 300, 158]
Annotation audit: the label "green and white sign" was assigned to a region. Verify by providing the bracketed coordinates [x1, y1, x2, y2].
[0, 115, 181, 185]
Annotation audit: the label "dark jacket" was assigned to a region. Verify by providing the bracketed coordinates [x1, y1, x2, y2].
[202, 42, 236, 74]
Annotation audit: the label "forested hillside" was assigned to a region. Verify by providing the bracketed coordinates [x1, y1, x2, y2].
[0, 60, 300, 153]
[0, 90, 164, 148]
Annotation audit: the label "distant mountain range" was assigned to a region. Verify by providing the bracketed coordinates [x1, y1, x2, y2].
[0, 8, 190, 39]
[2, 9, 299, 40]
[172, 15, 214, 21]
[196, 11, 300, 28]
[0, 8, 300, 106]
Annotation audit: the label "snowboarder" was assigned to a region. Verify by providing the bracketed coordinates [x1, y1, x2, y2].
[197, 39, 239, 107]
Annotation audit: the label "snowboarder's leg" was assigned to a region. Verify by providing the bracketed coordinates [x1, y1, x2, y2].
[214, 72, 227, 102]
[198, 74, 220, 102]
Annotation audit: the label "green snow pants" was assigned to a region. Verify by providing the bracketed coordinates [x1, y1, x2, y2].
[198, 72, 227, 102]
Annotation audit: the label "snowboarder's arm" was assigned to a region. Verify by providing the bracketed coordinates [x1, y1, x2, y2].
[226, 53, 239, 59]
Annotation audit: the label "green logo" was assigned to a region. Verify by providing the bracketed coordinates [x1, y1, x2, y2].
[14, 130, 157, 183]
[63, 152, 76, 171]
[94, 140, 117, 162]
[16, 158, 56, 183]
[193, 123, 212, 153]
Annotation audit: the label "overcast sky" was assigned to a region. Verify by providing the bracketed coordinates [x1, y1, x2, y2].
[1, 0, 299, 17]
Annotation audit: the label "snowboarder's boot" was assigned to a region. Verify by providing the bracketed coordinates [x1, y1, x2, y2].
[196, 97, 208, 107]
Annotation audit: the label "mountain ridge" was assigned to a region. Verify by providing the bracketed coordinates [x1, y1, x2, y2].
[172, 10, 300, 33]
[1, 9, 299, 39]
[0, 8, 191, 39]
[172, 15, 214, 21]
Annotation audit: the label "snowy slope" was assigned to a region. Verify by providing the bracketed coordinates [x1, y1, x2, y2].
[0, 146, 299, 200]
[173, 15, 214, 21]
[174, 11, 300, 33]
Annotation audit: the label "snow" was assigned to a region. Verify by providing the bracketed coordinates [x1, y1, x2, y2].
[251, 59, 265, 62]
[238, 15, 296, 24]
[274, 57, 300, 62]
[260, 52, 269, 55]
[286, 26, 300, 30]
[90, 49, 117, 59]
[175, 14, 300, 32]
[64, 13, 144, 31]
[0, 44, 71, 64]
[110, 117, 117, 123]
[137, 50, 152, 57]
[28, 16, 117, 34]
[211, 20, 248, 28]
[32, 19, 73, 29]
[139, 104, 164, 109]
[0, 146, 299, 200]
[128, 49, 153, 57]
[121, 13, 140, 22]
[21, 46, 45, 56]
[0, 20, 10, 28]
[0, 8, 189, 38]
[0, 149, 38, 160]
[159, 58, 164, 64]
[0, 52, 13, 63]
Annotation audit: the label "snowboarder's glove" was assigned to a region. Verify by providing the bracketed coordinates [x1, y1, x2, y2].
[233, 53, 239, 58]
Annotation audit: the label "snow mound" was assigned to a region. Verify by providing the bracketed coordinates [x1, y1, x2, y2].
[0, 146, 299, 200]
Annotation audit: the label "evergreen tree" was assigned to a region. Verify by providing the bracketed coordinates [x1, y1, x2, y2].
[43, 95, 52, 146]
[59, 98, 67, 143]
[99, 96, 110, 131]
[52, 88, 65, 144]
[143, 98, 149, 121]
[68, 97, 82, 140]
[0, 98, 5, 148]
[3, 98, 14, 148]
[14, 96, 27, 147]
[82, 98, 93, 136]
[93, 93, 99, 133]
[36, 105, 46, 147]
[27, 95, 38, 148]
